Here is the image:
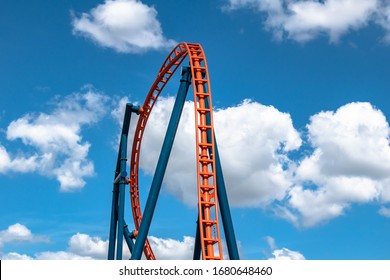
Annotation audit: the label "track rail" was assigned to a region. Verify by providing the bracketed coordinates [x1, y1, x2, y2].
[129, 42, 222, 260]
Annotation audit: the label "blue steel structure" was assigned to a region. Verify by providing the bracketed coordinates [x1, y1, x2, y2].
[108, 43, 239, 260]
[108, 103, 140, 259]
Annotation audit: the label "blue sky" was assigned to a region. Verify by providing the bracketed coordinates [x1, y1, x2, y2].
[1, 0, 390, 260]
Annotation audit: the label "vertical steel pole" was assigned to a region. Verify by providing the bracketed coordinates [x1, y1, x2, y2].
[108, 104, 139, 260]
[131, 67, 192, 260]
[193, 219, 202, 260]
[116, 133, 128, 259]
[204, 98, 240, 260]
[108, 182, 119, 259]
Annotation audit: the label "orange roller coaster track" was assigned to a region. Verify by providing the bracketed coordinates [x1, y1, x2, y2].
[108, 42, 239, 260]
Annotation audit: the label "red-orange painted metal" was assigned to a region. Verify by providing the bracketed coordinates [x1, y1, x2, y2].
[129, 42, 222, 260]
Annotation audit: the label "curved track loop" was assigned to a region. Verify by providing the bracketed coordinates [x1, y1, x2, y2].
[129, 43, 223, 260]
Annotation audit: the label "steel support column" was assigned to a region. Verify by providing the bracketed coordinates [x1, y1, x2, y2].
[193, 219, 202, 260]
[108, 104, 140, 260]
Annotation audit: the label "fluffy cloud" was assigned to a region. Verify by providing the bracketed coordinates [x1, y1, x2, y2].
[265, 236, 305, 260]
[223, 0, 390, 43]
[2, 230, 296, 260]
[269, 248, 305, 260]
[0, 223, 48, 247]
[5, 93, 388, 233]
[214, 100, 301, 206]
[49, 235, 194, 260]
[0, 146, 38, 173]
[72, 0, 176, 53]
[0, 223, 34, 245]
[282, 0, 376, 42]
[0, 224, 195, 260]
[30, 233, 109, 260]
[0, 227, 109, 260]
[0, 252, 33, 260]
[67, 233, 108, 259]
[135, 97, 301, 207]
[115, 95, 390, 227]
[281, 102, 390, 226]
[147, 236, 194, 260]
[1, 88, 109, 191]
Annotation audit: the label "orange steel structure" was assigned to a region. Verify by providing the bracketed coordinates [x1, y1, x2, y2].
[129, 43, 222, 260]
[108, 42, 238, 260]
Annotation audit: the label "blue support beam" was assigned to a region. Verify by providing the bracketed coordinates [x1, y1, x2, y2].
[130, 67, 192, 260]
[116, 132, 128, 259]
[108, 183, 119, 259]
[108, 104, 141, 260]
[193, 219, 202, 260]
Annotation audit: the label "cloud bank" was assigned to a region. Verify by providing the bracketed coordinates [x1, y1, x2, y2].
[72, 0, 177, 53]
[137, 97, 301, 207]
[3, 89, 390, 227]
[128, 98, 390, 227]
[0, 223, 194, 260]
[1, 224, 300, 260]
[224, 0, 390, 43]
[282, 102, 390, 226]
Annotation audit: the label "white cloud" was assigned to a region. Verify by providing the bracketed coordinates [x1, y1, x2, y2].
[224, 0, 390, 43]
[0, 228, 196, 260]
[0, 145, 39, 173]
[114, 95, 390, 227]
[214, 99, 301, 206]
[0, 223, 34, 245]
[0, 222, 195, 260]
[148, 236, 194, 260]
[283, 0, 377, 42]
[0, 252, 33, 260]
[1, 88, 109, 191]
[47, 234, 195, 260]
[0, 223, 48, 247]
[0, 230, 109, 260]
[303, 102, 390, 178]
[33, 233, 109, 260]
[68, 233, 108, 259]
[265, 236, 305, 259]
[134, 97, 301, 207]
[72, 0, 177, 53]
[269, 248, 305, 260]
[283, 102, 390, 227]
[379, 206, 390, 217]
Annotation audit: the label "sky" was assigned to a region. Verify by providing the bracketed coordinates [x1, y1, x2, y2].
[1, 0, 390, 260]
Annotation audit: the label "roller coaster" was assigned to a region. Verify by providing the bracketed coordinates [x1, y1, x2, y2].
[108, 42, 239, 260]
